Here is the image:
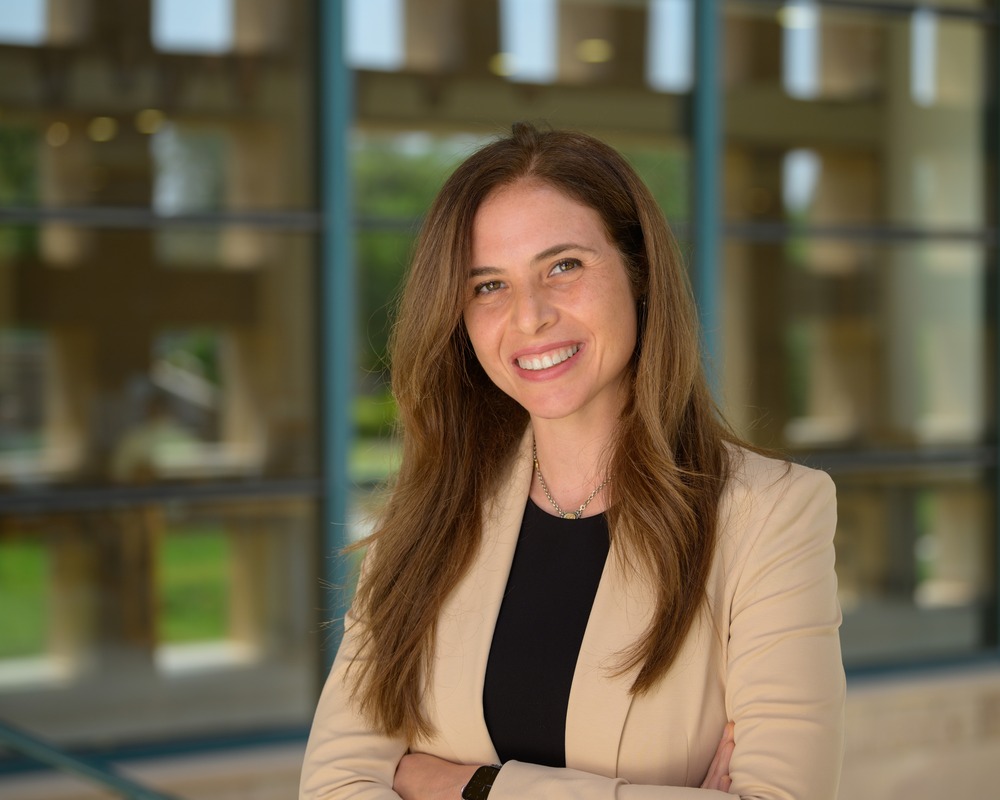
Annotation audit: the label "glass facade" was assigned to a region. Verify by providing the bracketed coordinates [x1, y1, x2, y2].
[720, 0, 997, 666]
[0, 0, 997, 771]
[0, 0, 321, 750]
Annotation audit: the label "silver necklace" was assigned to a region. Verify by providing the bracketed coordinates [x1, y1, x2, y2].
[532, 439, 610, 520]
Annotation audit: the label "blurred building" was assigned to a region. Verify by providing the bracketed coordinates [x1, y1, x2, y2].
[0, 1, 997, 798]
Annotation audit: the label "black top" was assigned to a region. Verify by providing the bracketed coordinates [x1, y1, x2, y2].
[482, 498, 610, 767]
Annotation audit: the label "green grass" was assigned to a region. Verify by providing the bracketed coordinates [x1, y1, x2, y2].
[0, 540, 49, 658]
[0, 527, 233, 658]
[158, 528, 230, 643]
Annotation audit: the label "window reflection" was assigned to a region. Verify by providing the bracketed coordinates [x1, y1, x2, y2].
[0, 498, 317, 738]
[499, 0, 558, 83]
[910, 8, 938, 107]
[151, 0, 234, 54]
[0, 330, 62, 487]
[781, 0, 820, 99]
[0, 0, 47, 46]
[0, 0, 319, 751]
[728, 3, 985, 105]
[723, 240, 988, 452]
[152, 125, 226, 216]
[347, 0, 695, 96]
[726, 11, 986, 234]
[2, 228, 316, 488]
[836, 475, 994, 665]
[724, 1, 995, 666]
[646, 0, 693, 93]
[346, 0, 405, 71]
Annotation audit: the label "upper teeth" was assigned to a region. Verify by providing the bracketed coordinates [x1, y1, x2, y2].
[517, 345, 580, 371]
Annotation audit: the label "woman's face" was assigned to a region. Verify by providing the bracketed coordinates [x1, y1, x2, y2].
[463, 180, 638, 427]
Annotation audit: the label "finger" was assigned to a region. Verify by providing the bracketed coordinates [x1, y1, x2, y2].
[704, 744, 725, 783]
[708, 724, 736, 791]
[703, 746, 728, 788]
[713, 724, 735, 765]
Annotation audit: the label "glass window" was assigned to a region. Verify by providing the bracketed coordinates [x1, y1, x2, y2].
[722, 1, 997, 666]
[1, 226, 317, 488]
[836, 470, 995, 664]
[721, 239, 990, 452]
[725, 6, 989, 230]
[0, 0, 320, 752]
[0, 497, 318, 741]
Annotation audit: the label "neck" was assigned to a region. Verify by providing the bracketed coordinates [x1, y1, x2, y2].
[529, 418, 615, 517]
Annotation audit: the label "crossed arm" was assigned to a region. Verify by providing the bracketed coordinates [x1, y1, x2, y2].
[391, 723, 735, 800]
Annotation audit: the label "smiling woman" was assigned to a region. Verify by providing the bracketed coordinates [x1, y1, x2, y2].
[300, 123, 844, 800]
[464, 181, 637, 448]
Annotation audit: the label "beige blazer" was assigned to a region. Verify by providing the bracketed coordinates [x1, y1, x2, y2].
[301, 437, 845, 800]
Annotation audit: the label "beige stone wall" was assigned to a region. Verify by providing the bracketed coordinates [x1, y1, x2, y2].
[840, 667, 1000, 800]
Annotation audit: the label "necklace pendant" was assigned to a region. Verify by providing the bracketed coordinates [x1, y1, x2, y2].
[562, 511, 579, 520]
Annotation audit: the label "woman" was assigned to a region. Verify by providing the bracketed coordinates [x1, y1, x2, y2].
[301, 123, 845, 799]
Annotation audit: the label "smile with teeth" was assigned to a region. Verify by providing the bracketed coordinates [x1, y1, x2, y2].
[516, 345, 581, 371]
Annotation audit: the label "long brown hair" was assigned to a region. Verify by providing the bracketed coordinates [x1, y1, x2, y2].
[347, 122, 735, 742]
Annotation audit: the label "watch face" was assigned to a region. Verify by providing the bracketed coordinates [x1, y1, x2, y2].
[461, 765, 500, 800]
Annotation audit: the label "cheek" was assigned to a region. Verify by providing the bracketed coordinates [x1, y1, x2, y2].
[465, 308, 500, 345]
[463, 313, 503, 370]
[609, 297, 639, 356]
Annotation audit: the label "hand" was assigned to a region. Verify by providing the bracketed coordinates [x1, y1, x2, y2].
[701, 721, 735, 792]
[393, 752, 480, 800]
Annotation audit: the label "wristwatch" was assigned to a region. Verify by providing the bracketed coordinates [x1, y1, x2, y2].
[461, 764, 501, 800]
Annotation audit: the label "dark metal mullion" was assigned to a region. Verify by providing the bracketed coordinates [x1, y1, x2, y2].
[0, 479, 322, 515]
[319, 0, 355, 678]
[793, 447, 997, 474]
[730, 0, 997, 23]
[724, 221, 996, 244]
[694, 0, 723, 392]
[0, 206, 322, 231]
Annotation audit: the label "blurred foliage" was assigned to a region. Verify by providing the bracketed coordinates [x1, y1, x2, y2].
[353, 136, 465, 379]
[621, 146, 690, 224]
[354, 389, 398, 439]
[156, 329, 221, 386]
[0, 127, 39, 205]
[0, 127, 40, 258]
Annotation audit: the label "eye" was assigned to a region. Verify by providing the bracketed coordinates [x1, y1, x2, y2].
[550, 258, 581, 275]
[474, 279, 505, 296]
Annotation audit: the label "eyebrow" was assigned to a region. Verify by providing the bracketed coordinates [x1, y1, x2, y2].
[467, 242, 598, 279]
[533, 242, 597, 262]
[467, 266, 502, 281]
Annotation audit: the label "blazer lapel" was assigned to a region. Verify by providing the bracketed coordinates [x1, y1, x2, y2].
[565, 539, 655, 777]
[429, 435, 533, 763]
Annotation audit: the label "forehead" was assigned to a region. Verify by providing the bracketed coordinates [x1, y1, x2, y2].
[472, 181, 609, 249]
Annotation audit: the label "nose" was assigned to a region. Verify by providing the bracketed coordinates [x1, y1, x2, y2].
[511, 285, 556, 334]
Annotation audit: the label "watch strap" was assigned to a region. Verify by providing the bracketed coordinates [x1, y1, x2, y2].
[461, 764, 501, 800]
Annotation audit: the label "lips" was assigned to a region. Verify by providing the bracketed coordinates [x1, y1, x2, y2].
[515, 344, 581, 371]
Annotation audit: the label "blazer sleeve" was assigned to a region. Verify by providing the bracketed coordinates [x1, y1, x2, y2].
[299, 601, 408, 800]
[724, 463, 845, 798]
[485, 462, 844, 800]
